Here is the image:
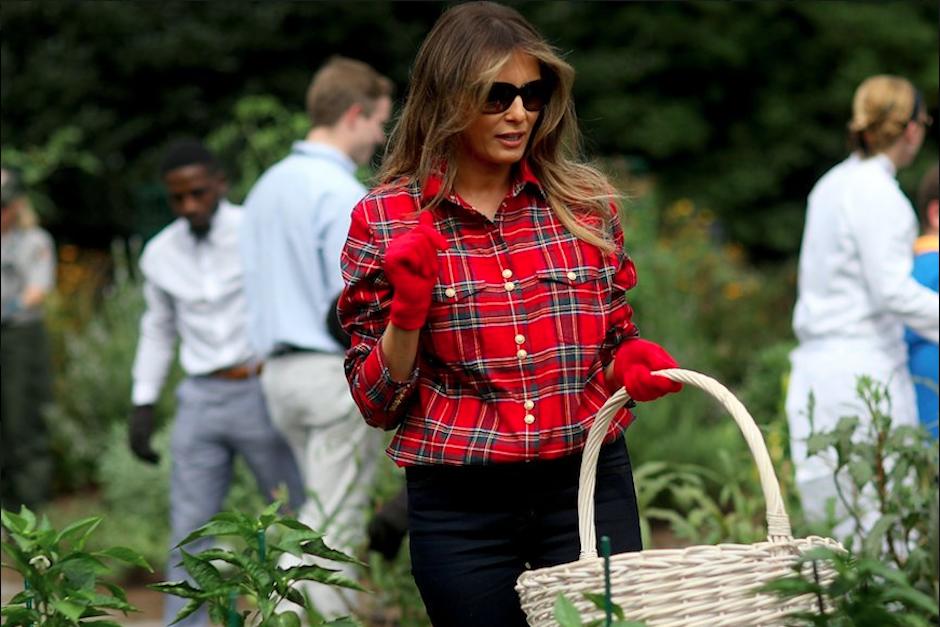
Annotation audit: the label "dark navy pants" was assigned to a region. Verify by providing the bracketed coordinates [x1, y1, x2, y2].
[406, 438, 641, 627]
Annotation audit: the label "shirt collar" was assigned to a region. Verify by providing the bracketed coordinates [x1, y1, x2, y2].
[870, 153, 897, 178]
[291, 140, 357, 174]
[184, 199, 232, 246]
[419, 159, 544, 204]
[914, 234, 939, 254]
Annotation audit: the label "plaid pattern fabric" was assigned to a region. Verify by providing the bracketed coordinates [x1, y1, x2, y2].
[339, 163, 640, 466]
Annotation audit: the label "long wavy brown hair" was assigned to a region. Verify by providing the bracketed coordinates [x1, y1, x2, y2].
[378, 1, 619, 251]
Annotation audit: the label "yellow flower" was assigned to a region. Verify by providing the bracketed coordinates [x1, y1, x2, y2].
[723, 282, 743, 300]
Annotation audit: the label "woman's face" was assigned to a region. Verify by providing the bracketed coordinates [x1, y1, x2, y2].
[456, 50, 543, 175]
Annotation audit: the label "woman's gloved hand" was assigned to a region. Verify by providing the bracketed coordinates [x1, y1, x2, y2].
[612, 339, 683, 401]
[383, 212, 448, 330]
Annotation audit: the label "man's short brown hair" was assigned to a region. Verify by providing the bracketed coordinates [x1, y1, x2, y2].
[305, 56, 393, 127]
[917, 163, 939, 228]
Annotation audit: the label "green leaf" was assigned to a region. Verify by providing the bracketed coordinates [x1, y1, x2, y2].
[58, 553, 111, 584]
[177, 520, 245, 547]
[554, 594, 583, 627]
[150, 580, 206, 600]
[583, 591, 625, 620]
[846, 459, 873, 487]
[884, 585, 940, 615]
[51, 598, 86, 622]
[273, 518, 319, 532]
[806, 432, 835, 457]
[759, 576, 818, 597]
[281, 564, 365, 591]
[169, 598, 205, 625]
[0, 606, 39, 624]
[1, 509, 30, 535]
[181, 550, 225, 590]
[102, 581, 130, 604]
[862, 515, 899, 556]
[284, 586, 306, 607]
[86, 592, 138, 613]
[237, 553, 275, 591]
[20, 507, 38, 532]
[54, 516, 103, 549]
[299, 537, 364, 566]
[95, 546, 153, 571]
[258, 500, 283, 525]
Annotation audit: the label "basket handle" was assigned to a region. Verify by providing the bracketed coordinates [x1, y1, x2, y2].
[577, 368, 793, 559]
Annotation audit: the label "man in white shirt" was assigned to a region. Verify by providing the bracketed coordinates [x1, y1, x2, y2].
[241, 57, 392, 619]
[129, 140, 305, 627]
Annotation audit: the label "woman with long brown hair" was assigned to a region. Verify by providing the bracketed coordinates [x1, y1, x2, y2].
[339, 3, 681, 624]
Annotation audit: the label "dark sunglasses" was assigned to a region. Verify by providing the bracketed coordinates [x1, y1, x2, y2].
[909, 90, 934, 128]
[482, 80, 551, 114]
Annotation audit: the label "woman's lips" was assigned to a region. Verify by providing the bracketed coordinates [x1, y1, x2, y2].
[496, 132, 525, 148]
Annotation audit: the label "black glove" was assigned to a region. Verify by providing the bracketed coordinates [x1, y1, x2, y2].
[367, 486, 409, 561]
[326, 293, 351, 349]
[129, 404, 160, 464]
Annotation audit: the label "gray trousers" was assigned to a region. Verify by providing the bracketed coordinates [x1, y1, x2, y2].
[165, 375, 305, 627]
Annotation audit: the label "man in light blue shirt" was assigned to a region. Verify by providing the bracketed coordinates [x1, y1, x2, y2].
[241, 56, 392, 619]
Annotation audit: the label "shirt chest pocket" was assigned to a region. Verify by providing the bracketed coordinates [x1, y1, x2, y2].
[534, 264, 613, 346]
[425, 280, 488, 365]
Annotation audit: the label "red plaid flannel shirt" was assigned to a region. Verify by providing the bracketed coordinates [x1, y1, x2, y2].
[339, 162, 640, 466]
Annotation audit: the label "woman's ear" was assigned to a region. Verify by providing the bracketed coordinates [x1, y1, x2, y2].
[928, 199, 939, 233]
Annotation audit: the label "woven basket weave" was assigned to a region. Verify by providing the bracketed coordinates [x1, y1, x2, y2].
[515, 368, 844, 626]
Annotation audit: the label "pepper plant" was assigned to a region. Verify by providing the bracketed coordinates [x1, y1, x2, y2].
[764, 376, 940, 624]
[1, 506, 151, 626]
[150, 501, 364, 626]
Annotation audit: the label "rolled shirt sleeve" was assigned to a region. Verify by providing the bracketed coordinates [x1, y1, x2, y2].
[340, 202, 419, 429]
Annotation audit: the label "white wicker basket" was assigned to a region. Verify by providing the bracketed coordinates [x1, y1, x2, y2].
[515, 368, 844, 626]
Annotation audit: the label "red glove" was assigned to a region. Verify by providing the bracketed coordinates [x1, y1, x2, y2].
[612, 339, 682, 402]
[384, 212, 448, 330]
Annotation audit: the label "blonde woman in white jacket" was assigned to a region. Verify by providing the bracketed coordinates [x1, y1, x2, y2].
[787, 75, 938, 536]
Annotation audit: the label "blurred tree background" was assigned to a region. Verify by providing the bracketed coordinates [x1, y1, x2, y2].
[2, 0, 936, 256]
[2, 4, 938, 621]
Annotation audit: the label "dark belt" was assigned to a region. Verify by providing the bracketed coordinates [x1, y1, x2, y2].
[269, 344, 321, 358]
[209, 363, 262, 380]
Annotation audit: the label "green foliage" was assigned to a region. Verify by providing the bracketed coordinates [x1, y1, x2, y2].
[0, 127, 101, 222]
[2, 2, 935, 254]
[620, 188, 795, 496]
[804, 377, 939, 598]
[0, 506, 150, 626]
[543, 1, 937, 256]
[41, 241, 164, 491]
[762, 547, 939, 626]
[764, 376, 940, 624]
[205, 95, 308, 204]
[553, 593, 646, 627]
[151, 502, 364, 627]
[635, 455, 766, 549]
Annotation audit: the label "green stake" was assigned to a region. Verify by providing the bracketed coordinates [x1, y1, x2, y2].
[257, 528, 267, 562]
[227, 590, 239, 627]
[601, 535, 612, 627]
